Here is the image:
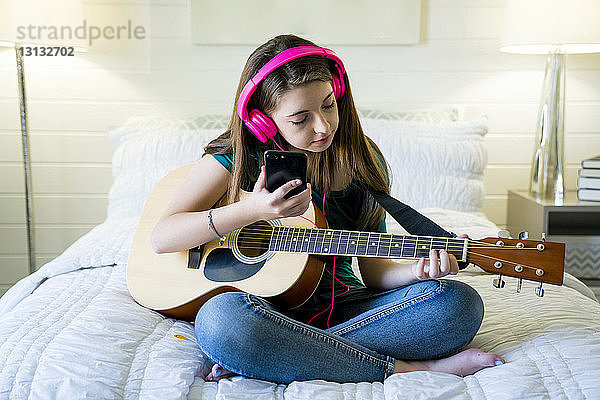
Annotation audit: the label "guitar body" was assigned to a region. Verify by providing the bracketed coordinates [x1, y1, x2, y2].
[126, 164, 327, 321]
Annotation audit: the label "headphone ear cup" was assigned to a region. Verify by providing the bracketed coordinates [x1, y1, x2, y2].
[331, 64, 346, 99]
[246, 109, 278, 143]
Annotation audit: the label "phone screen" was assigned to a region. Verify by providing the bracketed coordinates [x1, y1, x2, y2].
[264, 150, 308, 199]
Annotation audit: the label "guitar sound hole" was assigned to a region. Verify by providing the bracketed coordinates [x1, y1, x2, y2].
[238, 221, 272, 258]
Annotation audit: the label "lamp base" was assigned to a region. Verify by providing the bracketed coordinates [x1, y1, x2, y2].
[529, 51, 566, 205]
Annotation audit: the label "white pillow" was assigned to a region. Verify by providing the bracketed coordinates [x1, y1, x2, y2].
[105, 110, 475, 220]
[362, 116, 488, 213]
[107, 126, 222, 219]
[358, 108, 459, 124]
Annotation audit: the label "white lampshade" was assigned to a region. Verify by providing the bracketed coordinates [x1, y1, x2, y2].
[0, 0, 87, 50]
[501, 0, 600, 54]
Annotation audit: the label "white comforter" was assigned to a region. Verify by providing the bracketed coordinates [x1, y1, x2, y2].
[1, 211, 599, 400]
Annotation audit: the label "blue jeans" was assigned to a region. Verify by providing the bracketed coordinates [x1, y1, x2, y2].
[194, 279, 484, 384]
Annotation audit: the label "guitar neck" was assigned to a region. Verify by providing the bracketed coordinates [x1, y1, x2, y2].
[268, 226, 467, 261]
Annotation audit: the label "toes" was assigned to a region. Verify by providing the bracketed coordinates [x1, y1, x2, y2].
[205, 363, 237, 382]
[471, 349, 505, 367]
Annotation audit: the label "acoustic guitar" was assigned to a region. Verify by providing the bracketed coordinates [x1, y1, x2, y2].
[126, 165, 565, 321]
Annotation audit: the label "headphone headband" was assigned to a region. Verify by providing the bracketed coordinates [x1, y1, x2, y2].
[236, 46, 346, 121]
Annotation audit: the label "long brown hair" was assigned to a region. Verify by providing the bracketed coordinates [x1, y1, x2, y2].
[204, 34, 390, 231]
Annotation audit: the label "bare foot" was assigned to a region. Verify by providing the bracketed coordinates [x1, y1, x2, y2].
[205, 363, 238, 382]
[394, 348, 505, 377]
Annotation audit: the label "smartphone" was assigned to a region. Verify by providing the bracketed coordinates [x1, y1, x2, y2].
[264, 150, 308, 199]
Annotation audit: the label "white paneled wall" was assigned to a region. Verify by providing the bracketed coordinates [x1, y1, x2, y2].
[1, 0, 599, 296]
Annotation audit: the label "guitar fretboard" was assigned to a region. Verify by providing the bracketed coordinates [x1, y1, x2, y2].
[268, 227, 466, 261]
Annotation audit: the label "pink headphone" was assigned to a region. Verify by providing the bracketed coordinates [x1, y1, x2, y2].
[236, 46, 347, 143]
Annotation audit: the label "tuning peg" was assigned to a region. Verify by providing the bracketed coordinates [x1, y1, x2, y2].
[535, 282, 544, 297]
[493, 274, 506, 289]
[497, 230, 510, 239]
[516, 278, 522, 293]
[518, 231, 529, 240]
[541, 232, 546, 242]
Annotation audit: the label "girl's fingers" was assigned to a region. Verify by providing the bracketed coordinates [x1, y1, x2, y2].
[439, 250, 450, 274]
[429, 249, 440, 278]
[449, 254, 460, 275]
[417, 258, 428, 280]
[275, 179, 303, 199]
[253, 166, 266, 192]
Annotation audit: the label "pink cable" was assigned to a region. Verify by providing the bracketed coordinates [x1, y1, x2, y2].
[326, 254, 336, 328]
[302, 192, 347, 329]
[306, 264, 349, 326]
[270, 137, 285, 151]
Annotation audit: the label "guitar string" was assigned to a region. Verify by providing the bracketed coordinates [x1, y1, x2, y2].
[235, 228, 493, 246]
[227, 233, 522, 250]
[228, 225, 544, 251]
[234, 237, 468, 247]
[226, 235, 529, 251]
[222, 243, 466, 258]
[230, 238, 466, 249]
[232, 242, 537, 251]
[464, 250, 543, 272]
[232, 227, 501, 248]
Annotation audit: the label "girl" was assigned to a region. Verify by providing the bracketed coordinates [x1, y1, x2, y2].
[151, 34, 504, 384]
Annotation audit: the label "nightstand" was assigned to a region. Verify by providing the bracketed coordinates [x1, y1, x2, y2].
[507, 190, 600, 279]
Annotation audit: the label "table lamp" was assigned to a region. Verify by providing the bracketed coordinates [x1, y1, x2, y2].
[0, 0, 86, 274]
[500, 0, 600, 204]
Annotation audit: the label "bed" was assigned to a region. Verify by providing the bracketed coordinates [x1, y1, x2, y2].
[1, 109, 599, 399]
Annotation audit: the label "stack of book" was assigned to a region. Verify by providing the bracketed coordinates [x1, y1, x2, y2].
[578, 155, 600, 201]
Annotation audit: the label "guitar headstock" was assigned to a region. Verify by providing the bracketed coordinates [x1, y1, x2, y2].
[468, 237, 565, 286]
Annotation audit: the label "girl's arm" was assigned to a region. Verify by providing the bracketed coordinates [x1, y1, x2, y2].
[151, 155, 311, 254]
[150, 154, 250, 253]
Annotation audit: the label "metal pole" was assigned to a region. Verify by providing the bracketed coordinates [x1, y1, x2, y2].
[15, 44, 36, 274]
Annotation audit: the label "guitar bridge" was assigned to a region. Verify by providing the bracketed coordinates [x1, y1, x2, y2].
[187, 244, 205, 269]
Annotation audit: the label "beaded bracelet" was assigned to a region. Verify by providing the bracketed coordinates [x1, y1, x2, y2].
[207, 209, 226, 241]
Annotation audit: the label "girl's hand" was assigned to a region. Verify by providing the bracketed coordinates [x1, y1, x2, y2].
[248, 166, 311, 221]
[410, 234, 469, 280]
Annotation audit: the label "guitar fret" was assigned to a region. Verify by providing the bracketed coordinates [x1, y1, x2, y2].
[302, 228, 309, 253]
[415, 236, 431, 258]
[357, 232, 369, 256]
[297, 227, 304, 253]
[389, 235, 401, 257]
[331, 230, 342, 255]
[339, 231, 350, 255]
[284, 227, 294, 253]
[347, 231, 358, 255]
[431, 237, 448, 254]
[447, 238, 465, 261]
[291, 227, 300, 253]
[401, 236, 416, 258]
[367, 232, 378, 256]
[378, 233, 392, 257]
[279, 227, 286, 252]
[314, 229, 326, 254]
[290, 227, 300, 253]
[322, 229, 333, 254]
[280, 227, 287, 252]
[269, 226, 275, 251]
[270, 226, 280, 251]
[284, 227, 292, 253]
[306, 229, 316, 254]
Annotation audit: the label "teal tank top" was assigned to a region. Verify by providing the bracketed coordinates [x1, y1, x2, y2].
[209, 152, 387, 305]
